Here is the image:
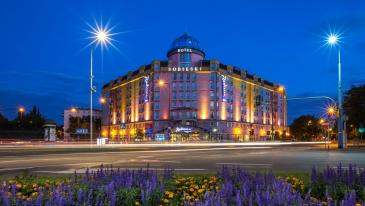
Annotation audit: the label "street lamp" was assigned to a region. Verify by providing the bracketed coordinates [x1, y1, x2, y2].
[18, 107, 25, 113]
[18, 107, 25, 119]
[71, 107, 77, 113]
[326, 32, 345, 148]
[99, 97, 106, 104]
[326, 105, 337, 116]
[86, 21, 117, 145]
[277, 85, 284, 93]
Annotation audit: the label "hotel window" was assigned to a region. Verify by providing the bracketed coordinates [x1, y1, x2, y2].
[172, 92, 177, 99]
[192, 112, 197, 118]
[154, 103, 159, 110]
[154, 73, 159, 80]
[154, 92, 160, 101]
[210, 64, 215, 71]
[179, 82, 184, 90]
[172, 101, 177, 107]
[210, 73, 215, 81]
[192, 82, 197, 90]
[192, 92, 197, 100]
[179, 52, 191, 67]
[173, 73, 177, 80]
[210, 101, 215, 110]
[186, 92, 190, 99]
[179, 73, 184, 80]
[179, 100, 183, 107]
[154, 112, 159, 120]
[186, 72, 190, 80]
[172, 82, 177, 90]
[179, 92, 184, 99]
[192, 101, 197, 108]
[186, 82, 190, 90]
[178, 112, 183, 119]
[210, 112, 214, 119]
[186, 101, 190, 107]
[210, 82, 214, 90]
[210, 91, 215, 99]
[154, 64, 160, 72]
[186, 111, 190, 119]
[192, 73, 197, 80]
[172, 112, 177, 119]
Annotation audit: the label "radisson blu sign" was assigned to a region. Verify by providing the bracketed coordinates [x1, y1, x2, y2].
[221, 74, 228, 102]
[144, 76, 149, 102]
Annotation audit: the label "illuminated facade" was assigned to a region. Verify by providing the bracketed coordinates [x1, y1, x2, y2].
[101, 33, 287, 141]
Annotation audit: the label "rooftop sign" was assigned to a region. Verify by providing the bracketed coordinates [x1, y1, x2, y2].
[168, 67, 202, 72]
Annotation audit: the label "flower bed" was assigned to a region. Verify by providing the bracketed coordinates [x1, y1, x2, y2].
[0, 164, 364, 205]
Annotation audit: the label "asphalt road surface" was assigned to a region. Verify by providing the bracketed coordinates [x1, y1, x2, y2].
[0, 142, 364, 176]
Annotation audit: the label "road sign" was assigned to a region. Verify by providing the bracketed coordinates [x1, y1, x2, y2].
[359, 127, 365, 134]
[120, 123, 126, 129]
[76, 128, 88, 134]
[146, 128, 153, 135]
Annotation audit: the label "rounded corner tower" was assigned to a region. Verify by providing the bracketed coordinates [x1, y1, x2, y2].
[167, 33, 205, 67]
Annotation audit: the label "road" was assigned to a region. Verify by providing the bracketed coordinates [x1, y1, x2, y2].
[0, 142, 364, 176]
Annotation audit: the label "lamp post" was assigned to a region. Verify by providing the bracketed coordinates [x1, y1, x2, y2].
[18, 107, 25, 118]
[87, 22, 115, 145]
[326, 33, 345, 149]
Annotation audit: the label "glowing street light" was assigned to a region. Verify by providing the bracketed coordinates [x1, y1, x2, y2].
[18, 107, 25, 113]
[86, 20, 118, 144]
[326, 106, 337, 116]
[325, 31, 345, 148]
[99, 97, 106, 104]
[71, 107, 77, 113]
[319, 119, 325, 124]
[158, 80, 165, 86]
[327, 34, 339, 45]
[277, 85, 284, 92]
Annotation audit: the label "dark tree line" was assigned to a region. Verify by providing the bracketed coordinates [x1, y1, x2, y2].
[67, 116, 101, 138]
[0, 106, 45, 130]
[290, 115, 322, 140]
[344, 84, 365, 138]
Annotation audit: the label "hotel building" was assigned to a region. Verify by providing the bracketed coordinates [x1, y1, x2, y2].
[101, 33, 287, 141]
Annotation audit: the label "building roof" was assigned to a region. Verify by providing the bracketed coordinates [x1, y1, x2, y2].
[170, 33, 202, 51]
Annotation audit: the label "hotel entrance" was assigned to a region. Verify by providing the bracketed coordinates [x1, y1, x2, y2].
[170, 132, 200, 142]
[169, 126, 202, 142]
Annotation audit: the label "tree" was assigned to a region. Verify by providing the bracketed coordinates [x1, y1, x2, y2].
[344, 84, 365, 138]
[290, 115, 322, 140]
[67, 116, 101, 138]
[0, 112, 9, 129]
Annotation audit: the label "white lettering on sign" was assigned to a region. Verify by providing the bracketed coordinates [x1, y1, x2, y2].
[177, 48, 192, 53]
[144, 76, 149, 102]
[175, 127, 192, 133]
[168, 67, 202, 72]
[222, 75, 227, 102]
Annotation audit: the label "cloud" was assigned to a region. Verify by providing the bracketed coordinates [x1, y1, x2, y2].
[34, 70, 86, 82]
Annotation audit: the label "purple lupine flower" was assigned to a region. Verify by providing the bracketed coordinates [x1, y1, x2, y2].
[235, 190, 242, 206]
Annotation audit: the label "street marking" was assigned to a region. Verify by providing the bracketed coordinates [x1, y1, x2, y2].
[0, 147, 273, 163]
[136, 155, 153, 158]
[216, 163, 272, 167]
[0, 141, 329, 149]
[0, 167, 34, 171]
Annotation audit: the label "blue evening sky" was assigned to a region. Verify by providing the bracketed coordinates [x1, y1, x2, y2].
[0, 0, 364, 124]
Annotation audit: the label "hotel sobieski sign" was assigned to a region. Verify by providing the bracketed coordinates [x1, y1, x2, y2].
[167, 66, 202, 72]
